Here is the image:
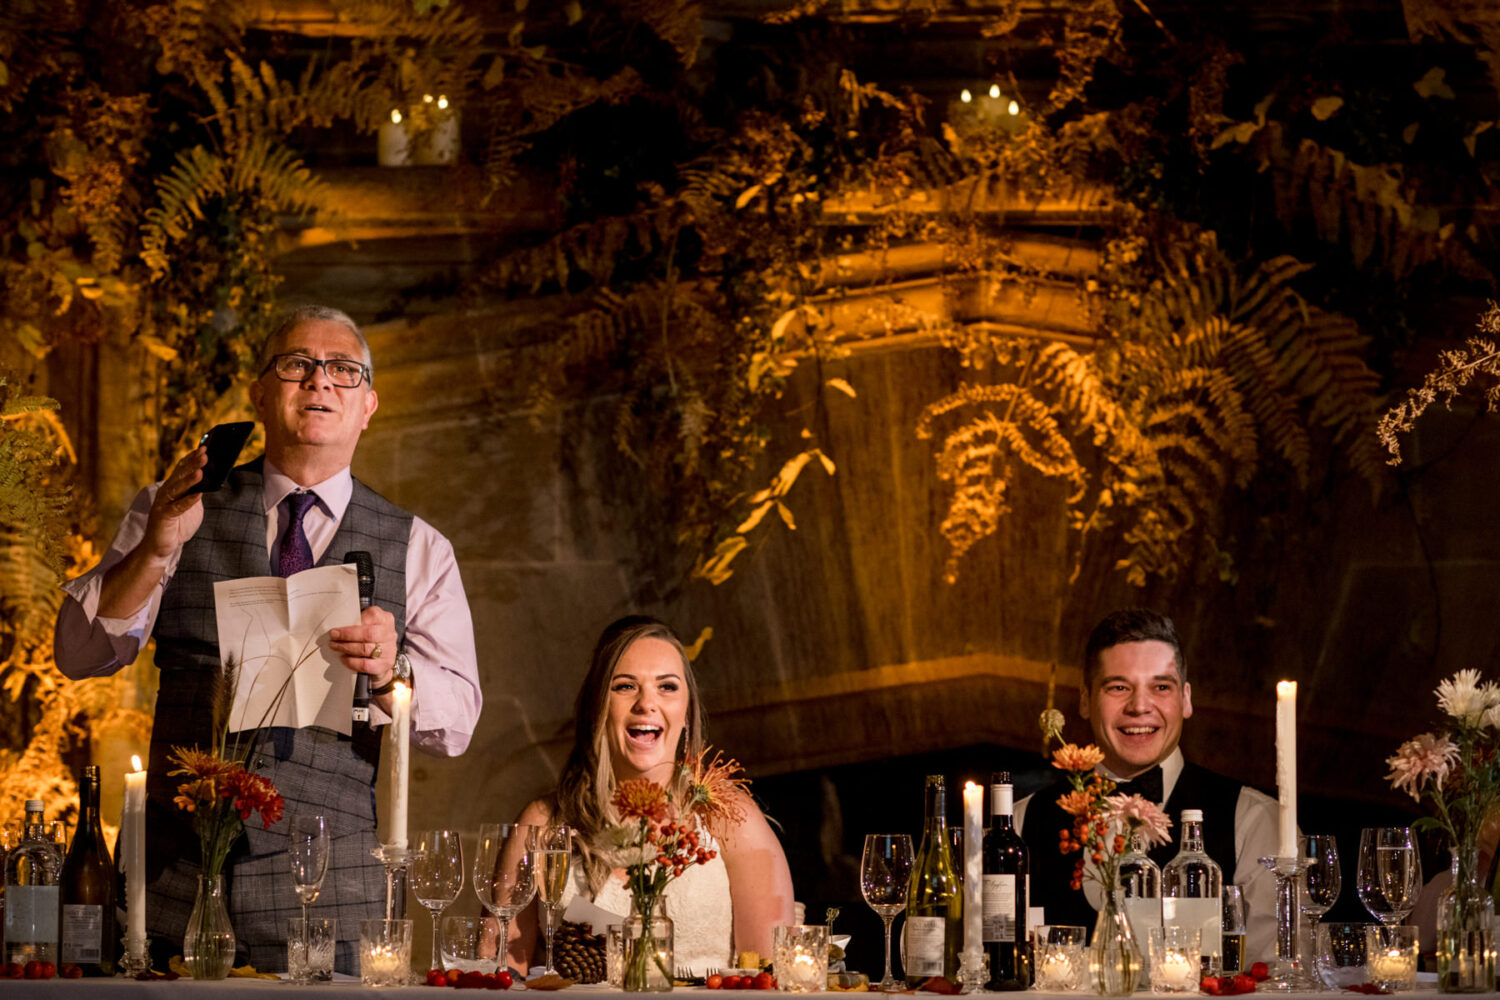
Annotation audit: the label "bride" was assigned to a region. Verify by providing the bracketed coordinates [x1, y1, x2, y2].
[509, 615, 795, 973]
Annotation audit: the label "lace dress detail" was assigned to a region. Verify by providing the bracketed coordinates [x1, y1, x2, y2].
[559, 837, 733, 974]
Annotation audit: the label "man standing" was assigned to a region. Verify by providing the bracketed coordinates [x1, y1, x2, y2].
[1017, 609, 1279, 963]
[54, 306, 482, 972]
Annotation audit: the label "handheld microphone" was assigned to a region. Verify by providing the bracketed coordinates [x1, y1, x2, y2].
[345, 551, 374, 723]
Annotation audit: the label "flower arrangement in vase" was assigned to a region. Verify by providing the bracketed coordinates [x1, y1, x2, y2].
[604, 750, 748, 991]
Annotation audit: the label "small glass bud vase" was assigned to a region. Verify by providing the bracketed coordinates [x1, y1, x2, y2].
[1091, 889, 1143, 996]
[623, 896, 674, 992]
[183, 873, 236, 979]
[1436, 847, 1496, 993]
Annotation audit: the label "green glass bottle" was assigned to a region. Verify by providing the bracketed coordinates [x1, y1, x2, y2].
[904, 775, 962, 986]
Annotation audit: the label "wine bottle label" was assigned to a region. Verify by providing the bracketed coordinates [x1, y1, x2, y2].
[981, 874, 1017, 942]
[61, 905, 103, 963]
[905, 916, 946, 975]
[4, 885, 60, 940]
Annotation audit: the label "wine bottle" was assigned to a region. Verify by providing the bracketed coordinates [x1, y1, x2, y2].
[4, 799, 62, 966]
[982, 772, 1030, 990]
[905, 775, 962, 986]
[61, 765, 117, 975]
[1162, 809, 1223, 975]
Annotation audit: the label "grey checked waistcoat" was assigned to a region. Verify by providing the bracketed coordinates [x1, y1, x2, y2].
[146, 457, 412, 974]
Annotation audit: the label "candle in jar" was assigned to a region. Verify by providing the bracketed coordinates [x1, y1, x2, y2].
[389, 682, 411, 849]
[123, 755, 148, 954]
[1275, 681, 1298, 859]
[1038, 950, 1072, 989]
[962, 781, 983, 965]
[1156, 951, 1197, 990]
[1370, 948, 1414, 982]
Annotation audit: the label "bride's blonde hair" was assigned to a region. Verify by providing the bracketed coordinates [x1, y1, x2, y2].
[553, 615, 705, 893]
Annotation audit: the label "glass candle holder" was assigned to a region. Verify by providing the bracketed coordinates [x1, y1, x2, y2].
[286, 917, 337, 983]
[1033, 925, 1087, 992]
[1365, 925, 1418, 992]
[1149, 925, 1202, 994]
[772, 924, 829, 993]
[607, 924, 625, 987]
[360, 918, 413, 988]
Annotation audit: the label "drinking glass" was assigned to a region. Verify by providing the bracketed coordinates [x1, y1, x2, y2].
[412, 829, 465, 972]
[1303, 834, 1341, 921]
[529, 825, 573, 976]
[287, 814, 330, 930]
[1220, 885, 1248, 974]
[473, 823, 537, 974]
[1314, 921, 1373, 988]
[860, 833, 913, 992]
[1356, 827, 1420, 925]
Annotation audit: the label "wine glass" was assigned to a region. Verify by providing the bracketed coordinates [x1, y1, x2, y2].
[412, 829, 465, 972]
[861, 833, 914, 992]
[1302, 834, 1342, 921]
[1357, 827, 1421, 925]
[473, 823, 537, 975]
[287, 814, 329, 984]
[529, 825, 573, 976]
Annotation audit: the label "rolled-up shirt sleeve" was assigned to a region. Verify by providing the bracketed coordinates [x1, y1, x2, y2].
[371, 516, 481, 756]
[54, 483, 175, 678]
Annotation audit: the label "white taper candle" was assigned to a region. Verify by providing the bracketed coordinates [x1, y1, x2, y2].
[389, 682, 411, 849]
[1275, 680, 1298, 859]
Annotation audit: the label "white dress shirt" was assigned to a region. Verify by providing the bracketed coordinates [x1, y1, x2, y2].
[53, 461, 481, 755]
[1016, 747, 1282, 964]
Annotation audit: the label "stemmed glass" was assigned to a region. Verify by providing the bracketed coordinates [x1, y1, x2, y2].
[474, 823, 537, 975]
[412, 829, 465, 972]
[1357, 827, 1421, 925]
[529, 825, 573, 976]
[861, 833, 914, 992]
[287, 813, 329, 928]
[1302, 834, 1342, 921]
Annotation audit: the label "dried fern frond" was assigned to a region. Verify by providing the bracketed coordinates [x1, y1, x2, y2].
[1378, 303, 1500, 464]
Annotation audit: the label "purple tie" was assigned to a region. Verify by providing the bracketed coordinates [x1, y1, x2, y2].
[276, 492, 319, 577]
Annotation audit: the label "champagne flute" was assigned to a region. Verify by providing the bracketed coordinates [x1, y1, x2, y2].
[1357, 827, 1421, 925]
[287, 814, 329, 984]
[413, 829, 465, 972]
[474, 823, 537, 974]
[529, 825, 573, 976]
[861, 833, 914, 992]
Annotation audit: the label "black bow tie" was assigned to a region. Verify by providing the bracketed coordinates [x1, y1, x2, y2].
[1113, 766, 1164, 803]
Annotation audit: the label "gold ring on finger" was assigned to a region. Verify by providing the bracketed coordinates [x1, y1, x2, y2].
[371, 643, 383, 660]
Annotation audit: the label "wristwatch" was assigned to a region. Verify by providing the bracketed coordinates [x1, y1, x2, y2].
[371, 651, 412, 696]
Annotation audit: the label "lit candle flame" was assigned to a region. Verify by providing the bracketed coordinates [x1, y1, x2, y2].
[1008, 100, 1020, 116]
[423, 94, 434, 103]
[960, 89, 972, 103]
[390, 109, 403, 124]
[989, 84, 1000, 99]
[437, 95, 449, 110]
[131, 754, 143, 771]
[1277, 680, 1296, 697]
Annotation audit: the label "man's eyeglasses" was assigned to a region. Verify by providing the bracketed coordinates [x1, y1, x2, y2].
[262, 353, 371, 388]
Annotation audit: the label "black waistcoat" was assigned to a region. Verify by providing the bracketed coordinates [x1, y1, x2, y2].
[1021, 761, 1243, 929]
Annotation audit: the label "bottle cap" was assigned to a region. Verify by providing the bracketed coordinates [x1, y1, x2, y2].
[25, 798, 42, 810]
[1181, 808, 1203, 821]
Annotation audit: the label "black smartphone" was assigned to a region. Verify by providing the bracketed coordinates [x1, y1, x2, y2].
[187, 421, 255, 494]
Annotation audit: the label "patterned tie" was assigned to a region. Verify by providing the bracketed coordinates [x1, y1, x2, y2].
[276, 491, 319, 577]
[1114, 765, 1165, 803]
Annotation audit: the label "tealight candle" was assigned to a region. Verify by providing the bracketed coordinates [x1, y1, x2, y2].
[1155, 952, 1197, 991]
[1038, 950, 1074, 990]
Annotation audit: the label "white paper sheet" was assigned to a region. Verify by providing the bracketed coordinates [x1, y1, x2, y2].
[213, 563, 362, 736]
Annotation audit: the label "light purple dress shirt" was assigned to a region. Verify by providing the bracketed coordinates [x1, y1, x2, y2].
[54, 461, 481, 756]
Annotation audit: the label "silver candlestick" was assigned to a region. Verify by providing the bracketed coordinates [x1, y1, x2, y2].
[1258, 856, 1318, 992]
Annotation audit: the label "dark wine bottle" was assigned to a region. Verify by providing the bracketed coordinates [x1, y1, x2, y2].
[904, 775, 962, 986]
[60, 765, 117, 975]
[982, 772, 1030, 990]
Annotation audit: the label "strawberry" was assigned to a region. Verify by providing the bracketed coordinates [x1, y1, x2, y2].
[1200, 975, 1223, 995]
[1249, 961, 1269, 981]
[1232, 972, 1257, 993]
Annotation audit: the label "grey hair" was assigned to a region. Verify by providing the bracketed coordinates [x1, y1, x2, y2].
[257, 305, 373, 385]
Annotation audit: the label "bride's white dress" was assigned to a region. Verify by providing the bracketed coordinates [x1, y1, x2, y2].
[559, 843, 733, 974]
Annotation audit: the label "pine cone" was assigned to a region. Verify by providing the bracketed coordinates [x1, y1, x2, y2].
[554, 920, 607, 983]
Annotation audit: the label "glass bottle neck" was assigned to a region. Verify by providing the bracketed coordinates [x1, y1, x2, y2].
[1178, 821, 1204, 853]
[990, 784, 1014, 827]
[924, 782, 948, 832]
